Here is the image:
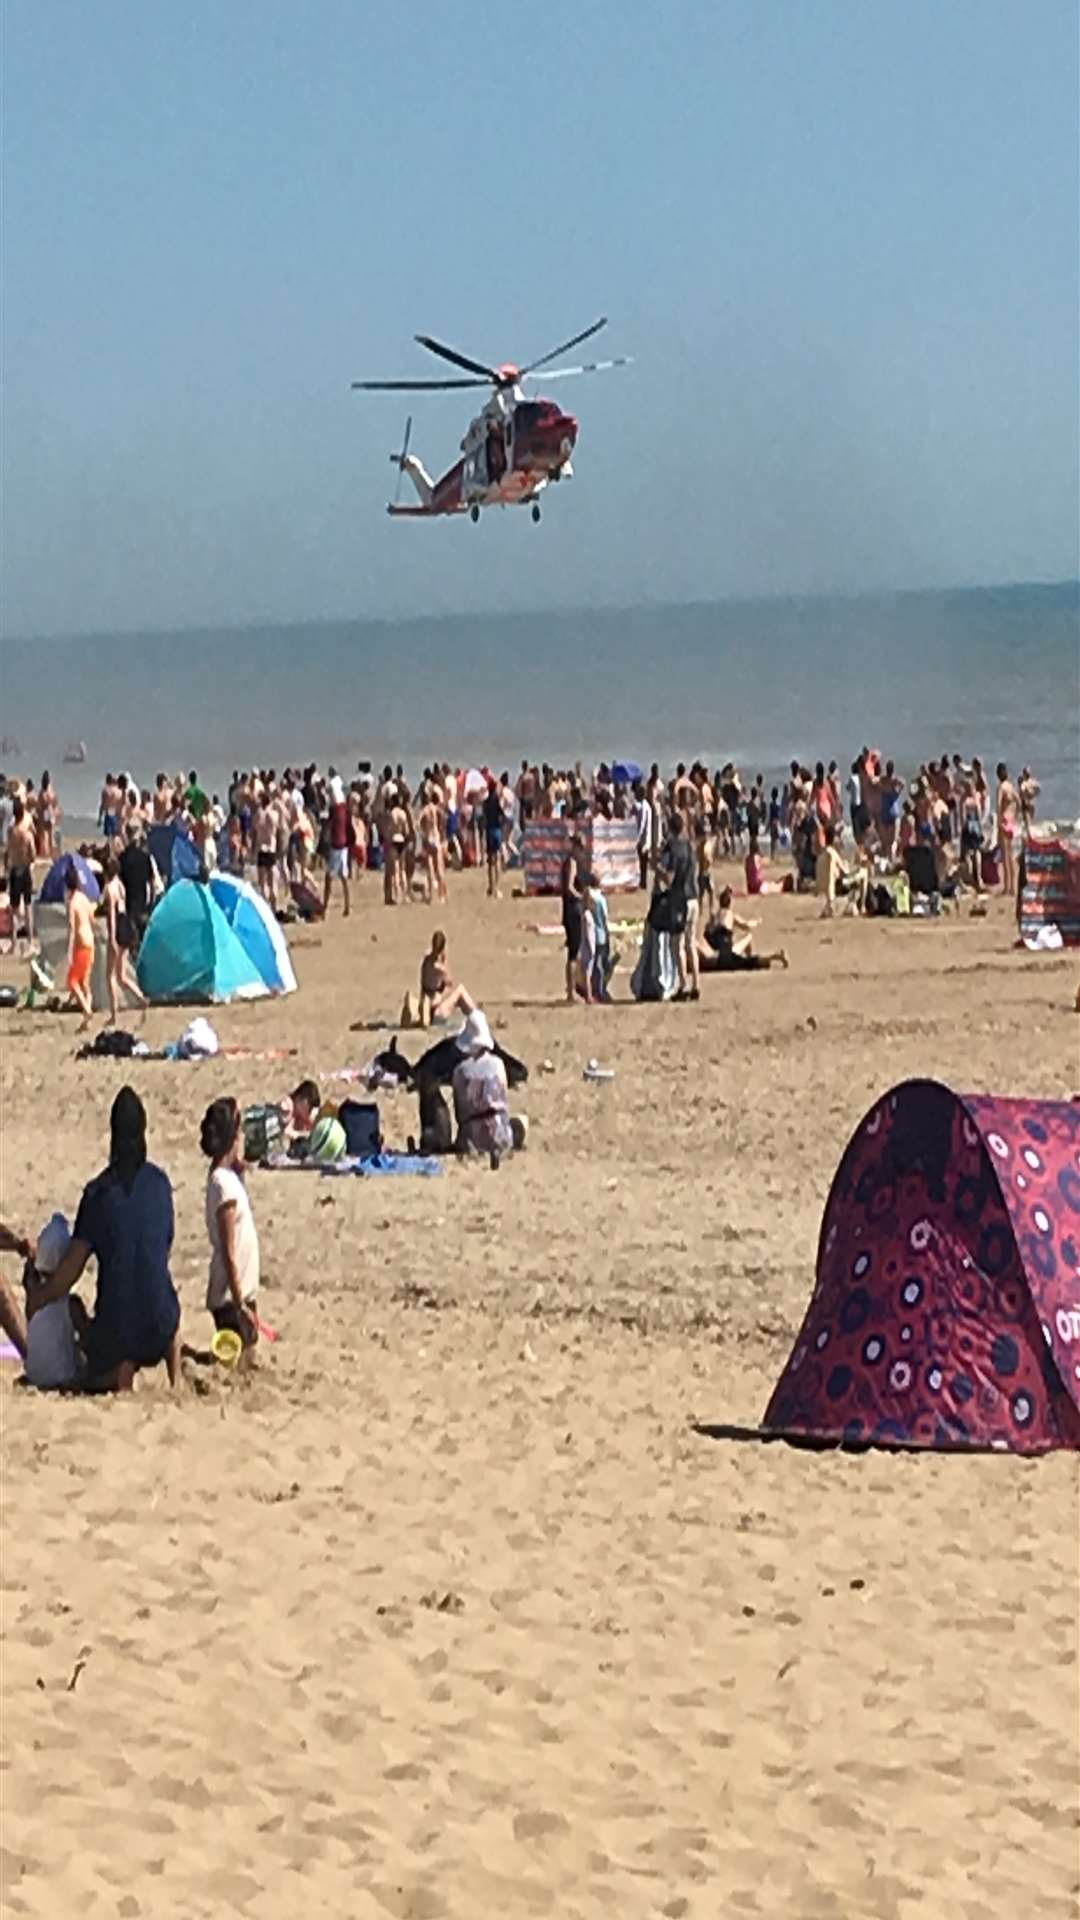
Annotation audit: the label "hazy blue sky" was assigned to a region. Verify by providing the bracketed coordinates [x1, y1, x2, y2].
[2, 0, 1077, 636]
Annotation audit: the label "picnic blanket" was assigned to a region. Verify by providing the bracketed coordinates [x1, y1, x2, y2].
[263, 1152, 442, 1177]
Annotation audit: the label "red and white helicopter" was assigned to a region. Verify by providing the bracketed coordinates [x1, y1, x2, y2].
[352, 316, 629, 522]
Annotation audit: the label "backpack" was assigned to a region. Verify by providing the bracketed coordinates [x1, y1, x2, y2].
[242, 1103, 284, 1164]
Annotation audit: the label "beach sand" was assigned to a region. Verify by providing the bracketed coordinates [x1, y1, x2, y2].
[2, 876, 1078, 1918]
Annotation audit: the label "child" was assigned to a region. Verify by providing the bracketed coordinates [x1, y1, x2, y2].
[24, 1213, 82, 1390]
[65, 864, 96, 1030]
[768, 787, 781, 859]
[200, 1097, 260, 1349]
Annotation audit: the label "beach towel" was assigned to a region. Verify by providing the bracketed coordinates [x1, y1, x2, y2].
[261, 1152, 442, 1177]
[322, 1152, 443, 1178]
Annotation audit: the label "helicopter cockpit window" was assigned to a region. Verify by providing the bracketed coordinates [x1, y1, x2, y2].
[513, 402, 543, 432]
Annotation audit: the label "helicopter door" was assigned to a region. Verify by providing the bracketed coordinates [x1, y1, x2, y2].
[463, 426, 487, 495]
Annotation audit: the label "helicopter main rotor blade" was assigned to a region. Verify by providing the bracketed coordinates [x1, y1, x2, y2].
[414, 335, 500, 381]
[519, 317, 607, 378]
[525, 355, 633, 381]
[352, 377, 491, 391]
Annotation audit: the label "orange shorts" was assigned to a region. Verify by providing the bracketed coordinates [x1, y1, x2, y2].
[68, 945, 93, 994]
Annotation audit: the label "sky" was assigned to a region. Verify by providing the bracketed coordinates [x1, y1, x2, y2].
[1, 0, 1077, 636]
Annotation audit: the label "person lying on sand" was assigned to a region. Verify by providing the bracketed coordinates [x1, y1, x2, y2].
[26, 1088, 181, 1392]
[698, 888, 789, 973]
[418, 930, 476, 1027]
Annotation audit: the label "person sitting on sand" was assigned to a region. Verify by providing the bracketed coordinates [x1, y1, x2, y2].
[816, 827, 869, 917]
[0, 1219, 33, 1361]
[22, 1213, 85, 1390]
[699, 888, 789, 973]
[288, 1079, 322, 1137]
[65, 863, 97, 1030]
[200, 1097, 260, 1353]
[451, 1011, 527, 1160]
[418, 930, 475, 1027]
[26, 1088, 181, 1392]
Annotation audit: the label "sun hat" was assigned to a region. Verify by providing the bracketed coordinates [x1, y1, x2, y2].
[457, 1010, 494, 1057]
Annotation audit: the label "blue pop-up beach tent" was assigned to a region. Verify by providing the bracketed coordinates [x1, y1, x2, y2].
[147, 822, 201, 887]
[39, 852, 101, 905]
[209, 873, 297, 995]
[137, 881, 267, 1003]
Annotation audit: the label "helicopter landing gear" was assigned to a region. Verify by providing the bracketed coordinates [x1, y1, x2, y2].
[531, 503, 541, 524]
[469, 504, 480, 524]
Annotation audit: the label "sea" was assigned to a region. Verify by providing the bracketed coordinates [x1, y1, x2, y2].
[2, 581, 1077, 832]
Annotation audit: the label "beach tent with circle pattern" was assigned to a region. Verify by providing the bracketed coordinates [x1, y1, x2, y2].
[760, 1080, 1080, 1453]
[137, 880, 267, 1004]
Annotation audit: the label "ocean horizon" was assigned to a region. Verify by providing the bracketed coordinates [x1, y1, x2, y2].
[2, 579, 1077, 825]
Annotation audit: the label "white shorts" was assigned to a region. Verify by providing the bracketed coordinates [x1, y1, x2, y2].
[327, 847, 349, 880]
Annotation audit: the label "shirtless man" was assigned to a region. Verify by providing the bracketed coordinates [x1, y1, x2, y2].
[6, 800, 35, 944]
[99, 773, 123, 840]
[995, 762, 1021, 896]
[254, 794, 280, 909]
[65, 865, 96, 1030]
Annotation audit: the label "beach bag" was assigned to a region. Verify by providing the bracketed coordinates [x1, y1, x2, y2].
[339, 1100, 381, 1157]
[243, 1103, 284, 1164]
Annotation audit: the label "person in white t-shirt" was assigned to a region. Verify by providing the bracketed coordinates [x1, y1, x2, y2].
[199, 1097, 260, 1350]
[24, 1213, 81, 1390]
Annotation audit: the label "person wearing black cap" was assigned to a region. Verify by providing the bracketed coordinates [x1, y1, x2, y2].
[26, 1087, 180, 1391]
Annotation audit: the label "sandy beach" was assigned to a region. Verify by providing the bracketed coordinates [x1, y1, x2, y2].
[2, 875, 1078, 1919]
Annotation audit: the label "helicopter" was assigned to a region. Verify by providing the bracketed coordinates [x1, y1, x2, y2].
[352, 316, 629, 523]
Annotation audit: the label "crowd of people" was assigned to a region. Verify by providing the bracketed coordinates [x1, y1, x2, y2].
[0, 746, 1048, 1029]
[0, 749, 1045, 933]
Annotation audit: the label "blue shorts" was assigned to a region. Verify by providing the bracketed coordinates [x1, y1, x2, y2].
[447, 811, 459, 838]
[486, 830, 502, 857]
[103, 814, 118, 838]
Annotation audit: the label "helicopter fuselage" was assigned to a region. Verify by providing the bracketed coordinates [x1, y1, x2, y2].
[391, 393, 578, 518]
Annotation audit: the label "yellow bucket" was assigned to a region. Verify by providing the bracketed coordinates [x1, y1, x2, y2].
[211, 1328, 243, 1369]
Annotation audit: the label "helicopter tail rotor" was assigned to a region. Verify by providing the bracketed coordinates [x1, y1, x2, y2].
[390, 414, 413, 505]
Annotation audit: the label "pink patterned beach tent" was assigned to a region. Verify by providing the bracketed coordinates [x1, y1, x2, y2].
[763, 1081, 1080, 1453]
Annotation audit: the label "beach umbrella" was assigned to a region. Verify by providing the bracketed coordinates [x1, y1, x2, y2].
[463, 768, 487, 797]
[611, 761, 642, 786]
[39, 852, 101, 905]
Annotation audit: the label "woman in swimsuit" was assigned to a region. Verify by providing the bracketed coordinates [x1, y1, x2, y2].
[36, 772, 58, 863]
[995, 762, 1020, 897]
[419, 930, 475, 1026]
[417, 783, 447, 904]
[699, 887, 788, 973]
[102, 854, 147, 1026]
